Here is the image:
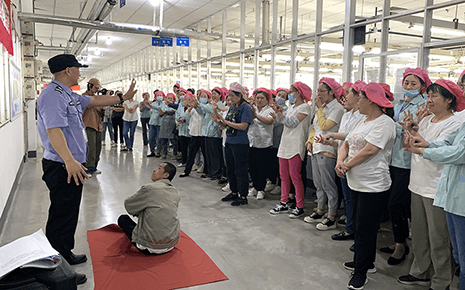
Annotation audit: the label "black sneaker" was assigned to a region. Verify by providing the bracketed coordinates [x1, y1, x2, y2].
[270, 202, 289, 214]
[316, 217, 337, 231]
[397, 274, 431, 286]
[218, 177, 228, 184]
[338, 219, 347, 225]
[343, 261, 377, 274]
[287, 197, 296, 210]
[332, 231, 354, 241]
[222, 193, 239, 202]
[350, 243, 355, 252]
[76, 273, 87, 285]
[147, 152, 156, 157]
[304, 211, 325, 223]
[231, 197, 248, 206]
[289, 207, 304, 219]
[348, 273, 368, 290]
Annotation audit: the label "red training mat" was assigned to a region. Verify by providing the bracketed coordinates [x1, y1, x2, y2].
[87, 224, 228, 290]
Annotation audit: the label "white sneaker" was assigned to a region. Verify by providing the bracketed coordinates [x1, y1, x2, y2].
[316, 217, 337, 231]
[197, 164, 204, 173]
[257, 191, 265, 200]
[270, 186, 281, 195]
[192, 164, 200, 171]
[249, 188, 258, 196]
[93, 170, 102, 175]
[178, 163, 186, 167]
[222, 183, 230, 192]
[265, 182, 276, 192]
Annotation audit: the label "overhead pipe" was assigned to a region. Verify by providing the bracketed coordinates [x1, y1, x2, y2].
[262, 0, 270, 44]
[71, 0, 117, 55]
[36, 45, 67, 51]
[18, 12, 222, 41]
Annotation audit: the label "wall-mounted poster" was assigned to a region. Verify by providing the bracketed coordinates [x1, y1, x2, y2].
[9, 60, 22, 120]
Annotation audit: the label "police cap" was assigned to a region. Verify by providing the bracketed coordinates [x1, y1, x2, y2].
[48, 54, 89, 74]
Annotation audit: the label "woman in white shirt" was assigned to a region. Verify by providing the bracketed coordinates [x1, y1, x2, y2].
[269, 81, 312, 218]
[248, 88, 274, 200]
[122, 96, 139, 151]
[179, 93, 206, 177]
[337, 83, 396, 290]
[397, 79, 464, 290]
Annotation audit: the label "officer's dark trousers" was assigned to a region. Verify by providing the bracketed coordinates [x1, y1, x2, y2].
[42, 159, 83, 256]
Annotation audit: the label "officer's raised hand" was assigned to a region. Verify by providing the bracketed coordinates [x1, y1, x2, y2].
[122, 79, 138, 101]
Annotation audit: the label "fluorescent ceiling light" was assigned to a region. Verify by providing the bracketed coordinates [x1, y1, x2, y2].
[427, 67, 450, 73]
[429, 54, 455, 61]
[353, 45, 365, 54]
[411, 25, 465, 37]
[149, 0, 161, 7]
[320, 58, 343, 64]
[320, 42, 344, 52]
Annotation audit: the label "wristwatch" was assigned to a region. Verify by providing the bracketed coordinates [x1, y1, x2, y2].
[118, 94, 124, 103]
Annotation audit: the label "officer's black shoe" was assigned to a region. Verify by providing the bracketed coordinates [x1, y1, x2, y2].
[76, 273, 87, 285]
[63, 252, 87, 265]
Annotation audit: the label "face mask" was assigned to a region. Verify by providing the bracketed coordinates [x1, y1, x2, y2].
[199, 98, 208, 104]
[156, 96, 163, 102]
[288, 94, 296, 104]
[180, 96, 185, 101]
[276, 96, 285, 105]
[402, 89, 420, 98]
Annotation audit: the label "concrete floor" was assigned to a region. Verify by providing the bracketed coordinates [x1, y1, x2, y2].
[0, 130, 460, 290]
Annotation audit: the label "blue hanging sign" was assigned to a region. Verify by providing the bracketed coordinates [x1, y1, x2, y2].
[120, 0, 126, 8]
[152, 37, 160, 46]
[176, 37, 189, 47]
[160, 36, 173, 47]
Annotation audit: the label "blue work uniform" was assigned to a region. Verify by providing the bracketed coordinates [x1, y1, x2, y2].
[37, 80, 91, 257]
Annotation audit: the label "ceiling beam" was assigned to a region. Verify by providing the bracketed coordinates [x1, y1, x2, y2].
[18, 12, 222, 42]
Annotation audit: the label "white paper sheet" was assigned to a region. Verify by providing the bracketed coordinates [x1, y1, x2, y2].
[0, 229, 58, 278]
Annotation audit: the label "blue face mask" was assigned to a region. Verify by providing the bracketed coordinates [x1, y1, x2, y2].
[402, 89, 420, 98]
[199, 98, 208, 104]
[288, 93, 296, 104]
[180, 96, 185, 101]
[276, 96, 285, 105]
[156, 96, 163, 102]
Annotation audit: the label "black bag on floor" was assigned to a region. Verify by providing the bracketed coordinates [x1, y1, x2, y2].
[0, 256, 77, 290]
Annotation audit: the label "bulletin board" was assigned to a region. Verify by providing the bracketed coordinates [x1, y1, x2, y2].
[9, 59, 21, 120]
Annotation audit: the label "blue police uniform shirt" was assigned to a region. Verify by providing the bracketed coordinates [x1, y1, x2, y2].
[37, 80, 91, 164]
[225, 102, 252, 145]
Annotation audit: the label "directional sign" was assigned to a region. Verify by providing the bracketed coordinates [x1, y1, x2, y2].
[120, 0, 126, 8]
[176, 37, 189, 47]
[152, 37, 160, 46]
[160, 36, 173, 47]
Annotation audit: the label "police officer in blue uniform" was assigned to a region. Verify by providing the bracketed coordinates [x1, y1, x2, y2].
[37, 54, 137, 285]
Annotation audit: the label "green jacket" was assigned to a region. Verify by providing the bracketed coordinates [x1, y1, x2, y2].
[124, 179, 180, 250]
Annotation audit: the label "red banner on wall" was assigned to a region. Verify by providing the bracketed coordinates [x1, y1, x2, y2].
[0, 0, 13, 55]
